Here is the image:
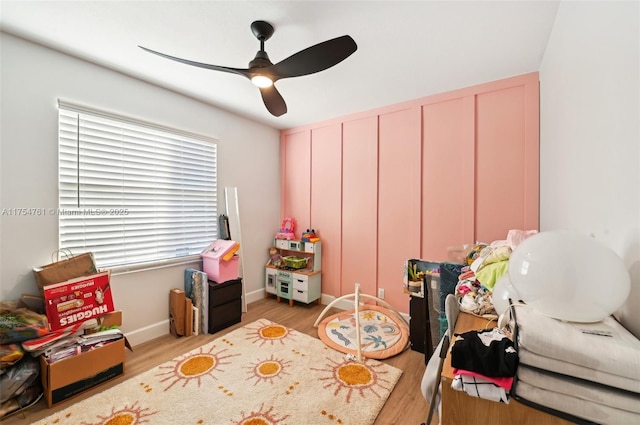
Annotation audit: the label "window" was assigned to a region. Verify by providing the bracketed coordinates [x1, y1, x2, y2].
[58, 100, 217, 270]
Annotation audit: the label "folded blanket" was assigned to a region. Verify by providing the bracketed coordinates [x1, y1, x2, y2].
[514, 380, 640, 425]
[514, 303, 640, 382]
[518, 346, 640, 393]
[517, 365, 640, 413]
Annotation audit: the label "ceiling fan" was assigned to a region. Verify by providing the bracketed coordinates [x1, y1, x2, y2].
[139, 20, 357, 117]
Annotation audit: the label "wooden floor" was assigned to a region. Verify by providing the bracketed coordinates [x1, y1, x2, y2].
[4, 297, 432, 425]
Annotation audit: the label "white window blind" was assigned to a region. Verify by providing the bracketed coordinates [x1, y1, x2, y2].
[58, 101, 217, 269]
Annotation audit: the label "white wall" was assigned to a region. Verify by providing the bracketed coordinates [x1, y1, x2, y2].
[0, 33, 281, 345]
[539, 1, 640, 336]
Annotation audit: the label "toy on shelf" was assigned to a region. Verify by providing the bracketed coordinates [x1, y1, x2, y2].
[266, 247, 283, 268]
[276, 217, 295, 240]
[301, 229, 320, 243]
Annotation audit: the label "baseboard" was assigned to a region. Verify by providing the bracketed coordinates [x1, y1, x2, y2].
[125, 320, 169, 347]
[245, 287, 267, 305]
[320, 294, 352, 311]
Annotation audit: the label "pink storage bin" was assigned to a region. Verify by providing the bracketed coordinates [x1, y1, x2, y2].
[202, 254, 239, 283]
[201, 239, 238, 261]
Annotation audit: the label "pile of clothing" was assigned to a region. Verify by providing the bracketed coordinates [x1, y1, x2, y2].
[0, 300, 48, 418]
[510, 303, 640, 424]
[455, 265, 499, 318]
[453, 229, 538, 318]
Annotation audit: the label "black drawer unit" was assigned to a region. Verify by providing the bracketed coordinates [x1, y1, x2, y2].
[208, 278, 242, 334]
[409, 293, 429, 356]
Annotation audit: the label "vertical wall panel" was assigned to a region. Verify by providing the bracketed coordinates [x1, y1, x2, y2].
[378, 108, 421, 313]
[475, 85, 535, 243]
[311, 124, 342, 297]
[523, 79, 540, 231]
[283, 131, 311, 239]
[422, 97, 475, 261]
[342, 117, 378, 297]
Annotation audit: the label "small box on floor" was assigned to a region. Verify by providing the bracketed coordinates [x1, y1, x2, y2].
[39, 311, 129, 407]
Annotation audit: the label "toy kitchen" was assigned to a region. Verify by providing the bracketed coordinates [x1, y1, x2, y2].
[265, 237, 322, 307]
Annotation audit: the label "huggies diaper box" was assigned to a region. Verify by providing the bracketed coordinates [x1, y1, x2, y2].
[43, 271, 114, 331]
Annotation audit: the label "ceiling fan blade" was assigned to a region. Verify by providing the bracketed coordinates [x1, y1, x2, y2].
[139, 46, 250, 79]
[269, 35, 357, 80]
[259, 85, 287, 117]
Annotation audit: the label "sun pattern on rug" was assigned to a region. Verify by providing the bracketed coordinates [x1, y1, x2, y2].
[245, 320, 296, 347]
[245, 353, 292, 386]
[156, 343, 239, 391]
[312, 357, 395, 403]
[231, 402, 289, 425]
[78, 401, 157, 425]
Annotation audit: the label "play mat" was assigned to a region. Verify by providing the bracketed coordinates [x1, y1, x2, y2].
[314, 284, 410, 360]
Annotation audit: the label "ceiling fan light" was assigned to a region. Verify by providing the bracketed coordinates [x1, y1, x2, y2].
[251, 75, 273, 88]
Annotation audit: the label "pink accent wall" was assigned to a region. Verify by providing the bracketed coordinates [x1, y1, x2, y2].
[341, 117, 378, 297]
[280, 72, 540, 314]
[311, 124, 342, 297]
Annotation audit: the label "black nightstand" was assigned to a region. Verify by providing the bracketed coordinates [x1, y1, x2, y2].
[208, 278, 242, 333]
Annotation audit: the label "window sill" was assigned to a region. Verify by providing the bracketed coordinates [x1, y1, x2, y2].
[109, 255, 202, 277]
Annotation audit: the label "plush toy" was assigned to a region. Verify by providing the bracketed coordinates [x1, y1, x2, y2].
[266, 247, 282, 268]
[301, 229, 320, 242]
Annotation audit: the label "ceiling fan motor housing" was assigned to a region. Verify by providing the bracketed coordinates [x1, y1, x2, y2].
[249, 50, 273, 70]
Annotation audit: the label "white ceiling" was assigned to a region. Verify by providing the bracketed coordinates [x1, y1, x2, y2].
[0, 1, 559, 130]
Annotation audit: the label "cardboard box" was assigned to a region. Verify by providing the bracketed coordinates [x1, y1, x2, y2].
[169, 289, 186, 336]
[39, 311, 127, 407]
[43, 271, 114, 331]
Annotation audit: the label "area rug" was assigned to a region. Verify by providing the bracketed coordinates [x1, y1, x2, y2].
[32, 319, 402, 425]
